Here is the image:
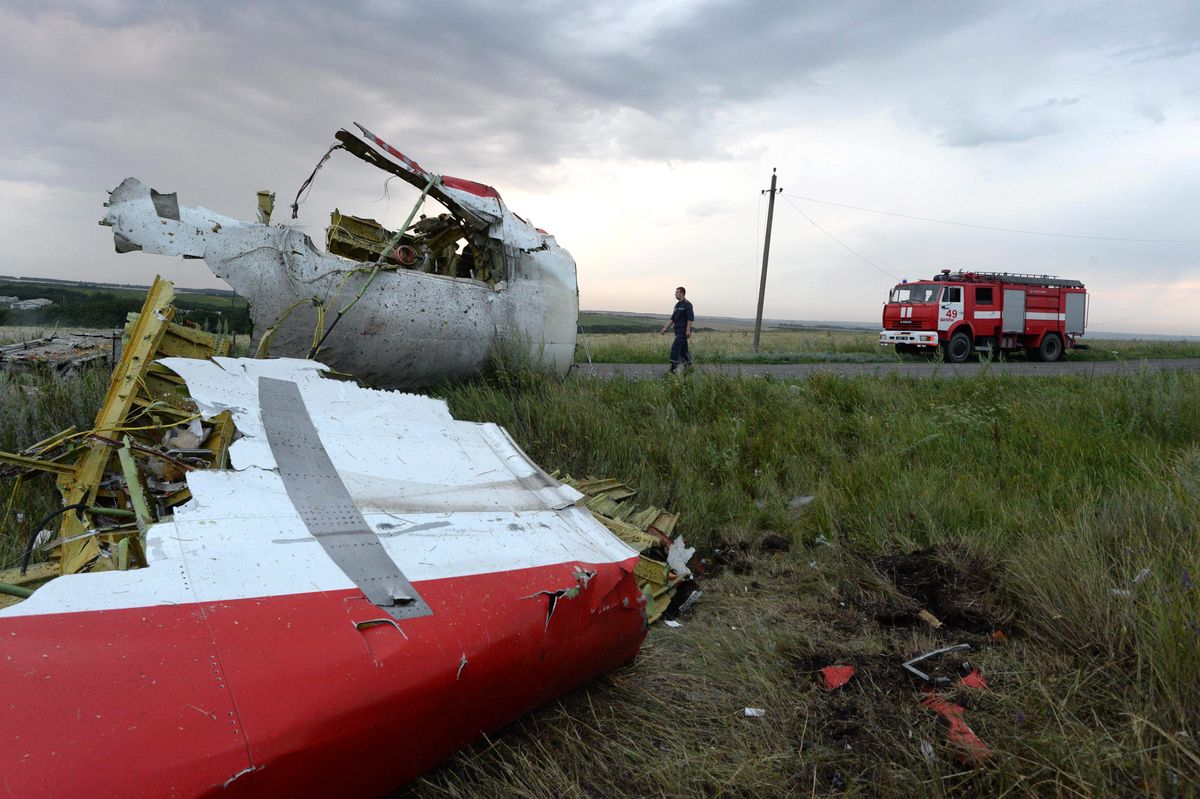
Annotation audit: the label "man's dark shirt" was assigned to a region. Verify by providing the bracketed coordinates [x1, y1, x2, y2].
[671, 299, 694, 333]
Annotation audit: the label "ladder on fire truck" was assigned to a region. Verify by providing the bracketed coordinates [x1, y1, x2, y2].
[935, 269, 1085, 289]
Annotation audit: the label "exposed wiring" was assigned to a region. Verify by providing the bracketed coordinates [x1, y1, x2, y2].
[255, 297, 318, 359]
[85, 435, 198, 472]
[34, 413, 204, 453]
[21, 503, 87, 575]
[781, 193, 1200, 244]
[780, 195, 899, 280]
[290, 142, 345, 219]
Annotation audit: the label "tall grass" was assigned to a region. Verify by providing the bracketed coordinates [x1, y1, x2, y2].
[581, 328, 891, 364]
[579, 328, 1200, 364]
[0, 366, 109, 567]
[431, 365, 1200, 795]
[442, 368, 1199, 550]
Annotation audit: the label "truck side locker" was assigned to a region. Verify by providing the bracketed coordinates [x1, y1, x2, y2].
[1002, 289, 1026, 333]
[1065, 293, 1087, 336]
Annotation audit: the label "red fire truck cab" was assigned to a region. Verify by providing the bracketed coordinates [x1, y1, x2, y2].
[879, 270, 1088, 362]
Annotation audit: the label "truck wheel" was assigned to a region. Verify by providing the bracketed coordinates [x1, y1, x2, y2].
[1037, 333, 1063, 362]
[944, 330, 972, 363]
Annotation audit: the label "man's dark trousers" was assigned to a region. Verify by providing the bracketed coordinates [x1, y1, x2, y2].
[669, 333, 691, 371]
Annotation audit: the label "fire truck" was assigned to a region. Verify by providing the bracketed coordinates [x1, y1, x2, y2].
[879, 270, 1088, 362]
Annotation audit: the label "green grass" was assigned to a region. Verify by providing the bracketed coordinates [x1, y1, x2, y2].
[581, 329, 892, 364]
[414, 365, 1200, 797]
[0, 366, 109, 568]
[577, 329, 1200, 365]
[578, 312, 664, 334]
[2, 361, 1198, 795]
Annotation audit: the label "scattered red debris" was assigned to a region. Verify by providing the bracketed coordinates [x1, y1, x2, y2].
[991, 629, 1007, 643]
[960, 668, 988, 689]
[920, 692, 991, 767]
[820, 665, 856, 690]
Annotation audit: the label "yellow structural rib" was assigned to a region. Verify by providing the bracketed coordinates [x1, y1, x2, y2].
[57, 276, 176, 574]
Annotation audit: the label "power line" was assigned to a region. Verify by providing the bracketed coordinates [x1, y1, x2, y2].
[780, 195, 899, 280]
[1091, 283, 1200, 326]
[781, 193, 1200, 244]
[775, 189, 1197, 327]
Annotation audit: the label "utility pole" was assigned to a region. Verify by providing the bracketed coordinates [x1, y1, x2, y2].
[752, 168, 781, 352]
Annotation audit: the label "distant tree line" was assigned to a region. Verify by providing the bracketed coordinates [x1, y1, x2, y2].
[0, 285, 251, 333]
[580, 323, 662, 334]
[580, 323, 715, 334]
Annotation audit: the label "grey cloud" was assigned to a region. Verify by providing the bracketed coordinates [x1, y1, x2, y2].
[682, 200, 732, 221]
[1116, 41, 1200, 64]
[930, 94, 1089, 147]
[1036, 96, 1081, 108]
[939, 120, 1063, 148]
[0, 0, 1116, 189]
[6, 0, 1199, 184]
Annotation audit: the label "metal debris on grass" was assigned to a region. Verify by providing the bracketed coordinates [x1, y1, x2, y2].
[904, 645, 992, 767]
[820, 665, 856, 691]
[557, 474, 696, 623]
[919, 691, 991, 767]
[901, 643, 971, 685]
[0, 332, 122, 374]
[917, 609, 944, 629]
[0, 276, 233, 582]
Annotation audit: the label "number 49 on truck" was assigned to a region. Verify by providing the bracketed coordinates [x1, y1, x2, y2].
[879, 269, 1088, 362]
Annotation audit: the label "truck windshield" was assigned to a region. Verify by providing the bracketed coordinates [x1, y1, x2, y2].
[890, 285, 941, 303]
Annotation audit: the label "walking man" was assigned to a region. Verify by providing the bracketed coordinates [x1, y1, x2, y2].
[659, 286, 694, 373]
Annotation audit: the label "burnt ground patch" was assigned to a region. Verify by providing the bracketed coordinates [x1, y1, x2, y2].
[775, 540, 1022, 793]
[861, 542, 1014, 635]
[406, 537, 1174, 798]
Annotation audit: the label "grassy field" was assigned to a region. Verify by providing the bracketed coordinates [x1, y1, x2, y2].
[413, 365, 1200, 797]
[579, 328, 1200, 365]
[578, 312, 665, 334]
[1, 363, 1197, 796]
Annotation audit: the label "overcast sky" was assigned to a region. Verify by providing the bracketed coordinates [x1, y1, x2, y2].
[2, 0, 1197, 334]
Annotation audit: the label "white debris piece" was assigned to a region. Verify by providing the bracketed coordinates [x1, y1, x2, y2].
[666, 535, 696, 579]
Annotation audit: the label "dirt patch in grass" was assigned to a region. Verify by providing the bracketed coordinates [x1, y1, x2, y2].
[865, 542, 1014, 635]
[402, 540, 1044, 798]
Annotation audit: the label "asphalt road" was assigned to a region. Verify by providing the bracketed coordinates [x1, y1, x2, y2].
[571, 358, 1200, 380]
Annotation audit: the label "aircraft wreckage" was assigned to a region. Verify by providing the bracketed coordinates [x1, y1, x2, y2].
[0, 282, 692, 797]
[101, 123, 578, 388]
